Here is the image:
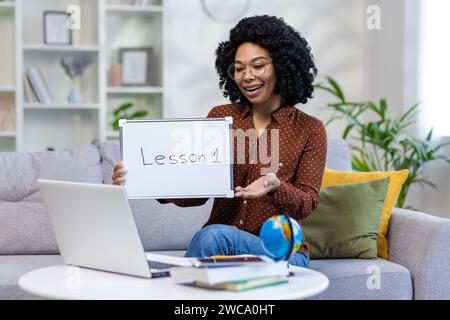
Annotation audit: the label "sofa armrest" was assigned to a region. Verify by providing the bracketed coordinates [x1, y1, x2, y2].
[388, 207, 450, 299]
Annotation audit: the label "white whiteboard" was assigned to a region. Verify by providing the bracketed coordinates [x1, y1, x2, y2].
[119, 118, 234, 199]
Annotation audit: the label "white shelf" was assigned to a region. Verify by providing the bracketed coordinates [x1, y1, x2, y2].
[1, 0, 166, 151]
[107, 86, 163, 94]
[107, 131, 119, 138]
[0, 2, 15, 9]
[0, 131, 16, 138]
[23, 103, 100, 110]
[106, 4, 163, 13]
[23, 44, 100, 53]
[0, 86, 15, 93]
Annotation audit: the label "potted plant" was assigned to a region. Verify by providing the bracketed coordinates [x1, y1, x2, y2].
[111, 102, 148, 131]
[316, 76, 450, 208]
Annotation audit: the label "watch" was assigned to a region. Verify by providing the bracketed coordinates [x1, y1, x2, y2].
[201, 0, 251, 23]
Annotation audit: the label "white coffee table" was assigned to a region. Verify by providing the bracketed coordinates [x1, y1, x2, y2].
[18, 265, 329, 300]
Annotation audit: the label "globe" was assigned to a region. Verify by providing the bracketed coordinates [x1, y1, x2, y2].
[259, 214, 302, 261]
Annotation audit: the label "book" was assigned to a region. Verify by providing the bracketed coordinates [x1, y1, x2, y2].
[146, 252, 273, 268]
[37, 67, 53, 103]
[170, 260, 289, 286]
[27, 67, 52, 104]
[194, 276, 289, 292]
[201, 254, 271, 263]
[23, 72, 35, 103]
[26, 69, 44, 103]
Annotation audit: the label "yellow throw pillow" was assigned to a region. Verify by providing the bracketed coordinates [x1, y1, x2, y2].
[321, 168, 409, 259]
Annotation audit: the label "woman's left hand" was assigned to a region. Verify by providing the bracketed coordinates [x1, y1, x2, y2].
[234, 173, 281, 198]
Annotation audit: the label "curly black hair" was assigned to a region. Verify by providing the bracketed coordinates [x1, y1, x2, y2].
[215, 15, 317, 106]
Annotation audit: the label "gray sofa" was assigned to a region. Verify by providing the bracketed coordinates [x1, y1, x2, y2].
[1, 139, 449, 300]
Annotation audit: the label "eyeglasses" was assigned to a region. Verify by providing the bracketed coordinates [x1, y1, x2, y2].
[227, 57, 273, 81]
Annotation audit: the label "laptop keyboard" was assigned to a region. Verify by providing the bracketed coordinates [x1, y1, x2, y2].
[148, 260, 177, 270]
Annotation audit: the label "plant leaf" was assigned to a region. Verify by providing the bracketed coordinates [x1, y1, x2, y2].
[113, 102, 133, 117]
[130, 110, 149, 119]
[379, 99, 387, 121]
[325, 76, 346, 102]
[399, 103, 419, 123]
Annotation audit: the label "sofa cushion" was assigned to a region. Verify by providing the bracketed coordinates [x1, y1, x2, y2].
[309, 258, 412, 300]
[0, 255, 63, 300]
[0, 145, 103, 255]
[325, 138, 352, 171]
[303, 178, 389, 259]
[321, 168, 409, 260]
[98, 140, 121, 185]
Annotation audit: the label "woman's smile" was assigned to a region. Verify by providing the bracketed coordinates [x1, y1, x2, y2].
[243, 83, 264, 97]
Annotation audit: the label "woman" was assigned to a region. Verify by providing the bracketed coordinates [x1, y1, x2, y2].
[112, 15, 327, 268]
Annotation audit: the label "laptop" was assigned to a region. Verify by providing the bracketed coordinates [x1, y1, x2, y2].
[37, 179, 196, 278]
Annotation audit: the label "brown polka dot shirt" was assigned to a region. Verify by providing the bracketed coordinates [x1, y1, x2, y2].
[159, 102, 328, 255]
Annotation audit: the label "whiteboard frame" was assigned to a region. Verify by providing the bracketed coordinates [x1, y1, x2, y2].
[119, 117, 234, 199]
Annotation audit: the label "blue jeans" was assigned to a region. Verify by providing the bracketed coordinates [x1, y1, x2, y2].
[184, 224, 310, 268]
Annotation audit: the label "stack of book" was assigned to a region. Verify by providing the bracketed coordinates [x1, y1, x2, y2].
[169, 255, 290, 292]
[24, 67, 53, 104]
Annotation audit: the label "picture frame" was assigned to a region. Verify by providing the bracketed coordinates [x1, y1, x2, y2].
[43, 11, 72, 45]
[119, 47, 153, 86]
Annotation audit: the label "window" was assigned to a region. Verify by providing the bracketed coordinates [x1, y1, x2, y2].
[418, 1, 450, 137]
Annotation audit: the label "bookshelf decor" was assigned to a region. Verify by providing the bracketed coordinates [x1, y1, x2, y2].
[119, 47, 153, 86]
[0, 95, 15, 132]
[25, 67, 52, 104]
[60, 54, 94, 103]
[43, 11, 72, 45]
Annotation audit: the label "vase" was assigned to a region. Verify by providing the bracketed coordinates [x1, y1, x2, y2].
[67, 78, 83, 104]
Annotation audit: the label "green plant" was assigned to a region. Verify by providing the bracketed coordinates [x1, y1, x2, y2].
[316, 76, 450, 208]
[111, 102, 148, 131]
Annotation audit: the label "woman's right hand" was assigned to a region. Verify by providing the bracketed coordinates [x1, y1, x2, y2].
[112, 161, 127, 186]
